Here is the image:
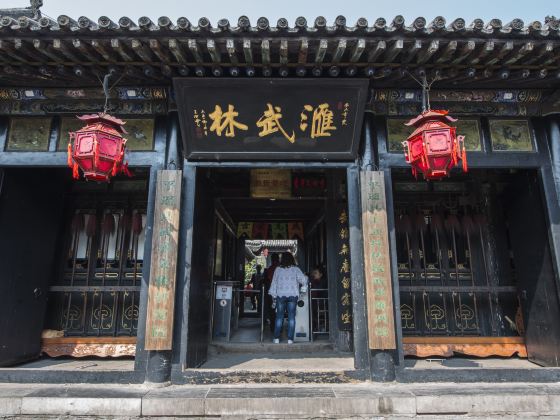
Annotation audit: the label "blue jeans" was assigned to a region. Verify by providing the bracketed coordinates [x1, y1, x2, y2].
[274, 296, 298, 340]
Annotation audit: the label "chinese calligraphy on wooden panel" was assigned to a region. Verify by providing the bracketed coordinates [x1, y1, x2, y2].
[336, 203, 352, 331]
[145, 170, 182, 350]
[361, 171, 396, 350]
[174, 79, 368, 160]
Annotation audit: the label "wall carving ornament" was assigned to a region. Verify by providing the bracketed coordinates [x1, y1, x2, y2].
[372, 89, 557, 117]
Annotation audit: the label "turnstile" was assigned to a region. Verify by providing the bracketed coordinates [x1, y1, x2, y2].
[294, 284, 310, 342]
[212, 281, 234, 342]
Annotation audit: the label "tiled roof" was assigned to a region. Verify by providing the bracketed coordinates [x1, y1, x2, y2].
[0, 12, 558, 88]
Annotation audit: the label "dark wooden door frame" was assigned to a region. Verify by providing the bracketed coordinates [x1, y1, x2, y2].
[170, 161, 369, 375]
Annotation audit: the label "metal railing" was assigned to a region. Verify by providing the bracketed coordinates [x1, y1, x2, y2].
[309, 288, 329, 341]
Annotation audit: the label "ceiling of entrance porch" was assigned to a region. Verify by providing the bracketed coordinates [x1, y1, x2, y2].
[0, 13, 558, 88]
[219, 197, 324, 223]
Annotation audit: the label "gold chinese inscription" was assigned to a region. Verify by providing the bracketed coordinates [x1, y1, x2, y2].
[300, 103, 337, 139]
[193, 102, 347, 143]
[145, 170, 182, 350]
[209, 104, 248, 137]
[338, 205, 352, 327]
[361, 171, 396, 350]
[256, 103, 295, 143]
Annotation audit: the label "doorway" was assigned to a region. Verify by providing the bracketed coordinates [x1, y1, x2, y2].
[184, 167, 354, 370]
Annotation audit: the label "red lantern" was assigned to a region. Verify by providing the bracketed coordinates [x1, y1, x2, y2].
[402, 110, 467, 180]
[67, 113, 132, 182]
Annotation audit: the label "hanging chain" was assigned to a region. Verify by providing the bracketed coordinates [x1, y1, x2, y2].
[406, 71, 440, 113]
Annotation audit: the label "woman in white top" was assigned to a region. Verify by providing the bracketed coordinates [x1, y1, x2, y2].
[268, 252, 308, 344]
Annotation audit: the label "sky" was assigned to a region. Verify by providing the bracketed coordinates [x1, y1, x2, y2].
[2, 0, 557, 25]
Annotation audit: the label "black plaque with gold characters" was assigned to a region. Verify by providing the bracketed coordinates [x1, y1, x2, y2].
[173, 79, 368, 160]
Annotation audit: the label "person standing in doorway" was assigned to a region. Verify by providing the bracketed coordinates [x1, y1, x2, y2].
[263, 253, 280, 331]
[268, 252, 308, 344]
[250, 264, 263, 312]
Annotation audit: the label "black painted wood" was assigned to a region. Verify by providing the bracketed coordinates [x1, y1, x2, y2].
[383, 168, 404, 368]
[346, 165, 370, 371]
[506, 170, 560, 367]
[172, 164, 197, 370]
[134, 166, 160, 373]
[184, 168, 214, 368]
[0, 168, 68, 366]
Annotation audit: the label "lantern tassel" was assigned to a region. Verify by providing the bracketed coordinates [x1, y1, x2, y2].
[67, 143, 73, 168]
[111, 159, 119, 177]
[121, 162, 133, 178]
[72, 162, 80, 179]
[461, 137, 468, 173]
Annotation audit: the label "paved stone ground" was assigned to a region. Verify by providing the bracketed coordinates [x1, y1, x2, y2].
[1, 382, 560, 419]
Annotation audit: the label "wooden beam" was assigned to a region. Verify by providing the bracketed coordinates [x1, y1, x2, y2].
[0, 40, 31, 63]
[111, 39, 134, 62]
[503, 42, 534, 65]
[261, 39, 270, 65]
[451, 40, 475, 64]
[168, 39, 187, 63]
[243, 39, 253, 64]
[314, 39, 328, 64]
[279, 39, 288, 65]
[149, 39, 169, 63]
[470, 41, 494, 65]
[14, 39, 46, 63]
[188, 39, 202, 63]
[523, 41, 553, 65]
[298, 38, 308, 64]
[367, 40, 386, 63]
[384, 39, 403, 62]
[72, 39, 100, 62]
[91, 40, 115, 62]
[226, 39, 238, 65]
[53, 39, 82, 62]
[33, 40, 64, 63]
[401, 40, 422, 64]
[434, 40, 457, 64]
[131, 39, 154, 62]
[485, 41, 514, 65]
[332, 39, 347, 63]
[350, 39, 365, 63]
[417, 40, 439, 64]
[206, 39, 221, 63]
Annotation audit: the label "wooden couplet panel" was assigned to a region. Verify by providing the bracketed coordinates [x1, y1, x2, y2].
[145, 170, 182, 350]
[361, 171, 396, 350]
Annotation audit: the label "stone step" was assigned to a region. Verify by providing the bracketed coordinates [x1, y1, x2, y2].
[209, 341, 334, 354]
[1, 383, 560, 418]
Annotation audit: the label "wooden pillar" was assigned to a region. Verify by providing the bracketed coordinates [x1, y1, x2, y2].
[548, 117, 560, 194]
[171, 164, 197, 373]
[346, 165, 370, 370]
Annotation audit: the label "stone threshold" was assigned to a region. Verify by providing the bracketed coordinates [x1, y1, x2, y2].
[1, 382, 560, 418]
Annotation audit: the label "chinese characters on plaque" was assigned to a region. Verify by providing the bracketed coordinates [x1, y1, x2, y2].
[360, 171, 396, 350]
[336, 203, 353, 331]
[145, 170, 182, 350]
[174, 79, 368, 160]
[193, 101, 342, 143]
